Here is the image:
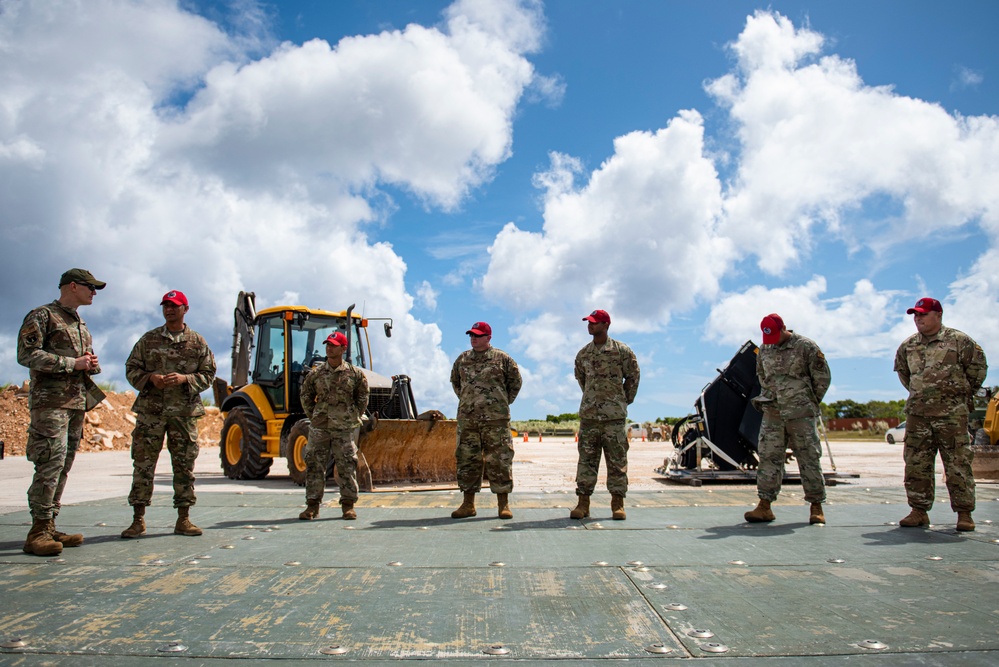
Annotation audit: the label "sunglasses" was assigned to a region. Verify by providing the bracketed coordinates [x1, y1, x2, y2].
[76, 282, 97, 292]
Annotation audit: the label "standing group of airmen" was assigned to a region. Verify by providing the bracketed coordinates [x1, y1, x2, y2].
[18, 269, 216, 555]
[745, 298, 987, 531]
[14, 268, 988, 556]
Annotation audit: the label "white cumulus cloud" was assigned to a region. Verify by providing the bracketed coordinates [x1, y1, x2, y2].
[0, 0, 547, 413]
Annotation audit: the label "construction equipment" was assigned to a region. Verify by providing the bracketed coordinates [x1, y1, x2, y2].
[972, 389, 999, 481]
[972, 388, 998, 447]
[657, 340, 856, 485]
[214, 292, 456, 490]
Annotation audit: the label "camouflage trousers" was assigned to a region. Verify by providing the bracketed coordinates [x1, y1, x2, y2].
[128, 414, 200, 508]
[575, 420, 629, 497]
[305, 427, 358, 505]
[455, 419, 514, 494]
[756, 414, 826, 503]
[26, 408, 84, 520]
[903, 413, 975, 512]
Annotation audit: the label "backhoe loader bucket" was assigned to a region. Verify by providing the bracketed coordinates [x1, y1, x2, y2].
[356, 416, 457, 490]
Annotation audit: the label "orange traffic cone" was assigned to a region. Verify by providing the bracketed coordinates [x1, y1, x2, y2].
[574, 432, 578, 442]
[523, 432, 528, 442]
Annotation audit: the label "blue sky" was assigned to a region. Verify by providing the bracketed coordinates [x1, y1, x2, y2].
[1, 0, 996, 421]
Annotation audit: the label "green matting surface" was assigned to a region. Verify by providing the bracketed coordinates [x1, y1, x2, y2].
[2, 488, 998, 665]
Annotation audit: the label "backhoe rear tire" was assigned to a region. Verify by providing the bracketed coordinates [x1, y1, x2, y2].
[220, 406, 272, 480]
[286, 420, 310, 487]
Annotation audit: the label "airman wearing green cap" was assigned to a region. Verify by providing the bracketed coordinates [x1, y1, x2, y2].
[17, 268, 107, 556]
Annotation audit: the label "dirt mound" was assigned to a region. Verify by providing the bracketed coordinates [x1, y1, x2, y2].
[0, 383, 223, 457]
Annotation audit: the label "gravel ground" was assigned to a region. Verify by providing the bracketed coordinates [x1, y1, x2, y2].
[1, 435, 912, 515]
[512, 436, 907, 490]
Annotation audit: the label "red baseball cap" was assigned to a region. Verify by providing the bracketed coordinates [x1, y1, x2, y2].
[906, 297, 942, 315]
[760, 313, 785, 345]
[583, 309, 611, 324]
[324, 332, 348, 347]
[466, 322, 492, 336]
[161, 290, 188, 307]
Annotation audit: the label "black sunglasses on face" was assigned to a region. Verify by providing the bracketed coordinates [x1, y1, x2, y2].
[76, 282, 97, 292]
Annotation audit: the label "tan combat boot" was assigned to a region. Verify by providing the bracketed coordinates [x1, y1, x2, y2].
[809, 503, 825, 525]
[23, 519, 63, 556]
[497, 493, 512, 519]
[120, 506, 146, 538]
[569, 495, 590, 520]
[299, 501, 321, 520]
[451, 491, 477, 518]
[744, 499, 775, 523]
[956, 511, 975, 532]
[899, 508, 930, 527]
[50, 518, 84, 547]
[611, 495, 626, 521]
[174, 507, 203, 536]
[342, 501, 357, 520]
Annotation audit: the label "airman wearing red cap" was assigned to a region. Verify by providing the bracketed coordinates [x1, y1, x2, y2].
[894, 297, 987, 531]
[571, 309, 640, 521]
[298, 330, 369, 520]
[449, 321, 522, 519]
[746, 314, 831, 525]
[122, 290, 217, 539]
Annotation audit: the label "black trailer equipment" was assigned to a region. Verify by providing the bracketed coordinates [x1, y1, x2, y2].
[656, 340, 856, 485]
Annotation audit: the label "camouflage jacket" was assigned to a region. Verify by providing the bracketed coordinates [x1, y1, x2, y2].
[755, 332, 830, 420]
[126, 325, 217, 417]
[575, 338, 640, 422]
[301, 360, 369, 431]
[451, 347, 522, 422]
[17, 300, 101, 410]
[894, 325, 987, 417]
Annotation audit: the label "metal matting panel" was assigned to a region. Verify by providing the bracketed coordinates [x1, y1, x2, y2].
[2, 492, 998, 664]
[0, 564, 683, 660]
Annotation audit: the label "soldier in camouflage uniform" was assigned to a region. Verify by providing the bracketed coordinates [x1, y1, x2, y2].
[121, 291, 217, 538]
[17, 268, 107, 556]
[571, 310, 640, 521]
[894, 297, 988, 531]
[746, 314, 831, 525]
[298, 332, 369, 521]
[450, 322, 522, 519]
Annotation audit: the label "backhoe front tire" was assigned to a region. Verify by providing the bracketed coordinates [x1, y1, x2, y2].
[220, 406, 272, 480]
[286, 420, 310, 487]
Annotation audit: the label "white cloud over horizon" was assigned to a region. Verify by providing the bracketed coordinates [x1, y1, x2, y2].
[0, 0, 548, 412]
[480, 9, 999, 403]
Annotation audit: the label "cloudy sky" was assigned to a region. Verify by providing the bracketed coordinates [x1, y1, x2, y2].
[1, 0, 996, 421]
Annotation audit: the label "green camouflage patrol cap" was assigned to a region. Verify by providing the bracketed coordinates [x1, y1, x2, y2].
[59, 268, 106, 289]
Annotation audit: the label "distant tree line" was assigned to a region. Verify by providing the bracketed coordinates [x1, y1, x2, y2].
[820, 399, 905, 421]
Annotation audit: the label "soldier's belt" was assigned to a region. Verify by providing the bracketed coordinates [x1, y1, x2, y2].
[579, 418, 627, 427]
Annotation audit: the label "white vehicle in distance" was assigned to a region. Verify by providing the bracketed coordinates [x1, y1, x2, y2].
[885, 421, 906, 444]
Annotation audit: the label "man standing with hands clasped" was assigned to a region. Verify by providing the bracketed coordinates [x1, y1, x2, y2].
[122, 290, 217, 538]
[571, 310, 640, 521]
[18, 268, 107, 556]
[894, 297, 987, 531]
[747, 313, 831, 525]
[450, 322, 522, 519]
[298, 332, 369, 521]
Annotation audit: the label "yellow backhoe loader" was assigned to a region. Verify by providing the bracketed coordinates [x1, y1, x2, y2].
[213, 292, 456, 490]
